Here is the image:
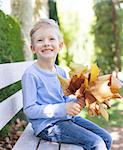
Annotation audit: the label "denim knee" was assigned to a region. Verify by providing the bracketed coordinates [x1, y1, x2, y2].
[88, 136, 107, 150]
[105, 133, 113, 150]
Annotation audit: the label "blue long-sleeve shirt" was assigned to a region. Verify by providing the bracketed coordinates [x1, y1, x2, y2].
[21, 63, 77, 135]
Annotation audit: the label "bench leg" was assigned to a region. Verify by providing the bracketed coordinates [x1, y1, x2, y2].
[58, 142, 61, 150]
[36, 139, 41, 150]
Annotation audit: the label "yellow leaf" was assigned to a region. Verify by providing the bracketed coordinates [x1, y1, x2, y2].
[57, 75, 69, 95]
[90, 64, 100, 83]
[69, 63, 88, 77]
[84, 78, 88, 88]
[99, 104, 109, 121]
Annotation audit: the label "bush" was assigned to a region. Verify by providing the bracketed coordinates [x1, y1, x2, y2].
[0, 10, 24, 63]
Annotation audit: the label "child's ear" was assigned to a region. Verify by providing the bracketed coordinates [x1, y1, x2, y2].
[59, 42, 63, 50]
[30, 45, 35, 53]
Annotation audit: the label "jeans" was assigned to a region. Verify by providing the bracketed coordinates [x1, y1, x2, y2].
[38, 116, 112, 150]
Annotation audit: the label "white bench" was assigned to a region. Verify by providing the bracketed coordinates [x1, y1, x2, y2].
[0, 61, 84, 150]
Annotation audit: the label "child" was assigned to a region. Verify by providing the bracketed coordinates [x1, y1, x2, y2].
[22, 19, 112, 150]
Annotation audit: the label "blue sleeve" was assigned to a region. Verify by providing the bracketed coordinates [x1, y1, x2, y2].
[22, 73, 67, 119]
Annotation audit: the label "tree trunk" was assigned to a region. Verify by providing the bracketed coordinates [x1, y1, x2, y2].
[112, 0, 121, 71]
[33, 0, 49, 21]
[11, 0, 33, 60]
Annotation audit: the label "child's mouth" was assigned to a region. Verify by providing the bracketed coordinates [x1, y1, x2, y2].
[42, 49, 53, 52]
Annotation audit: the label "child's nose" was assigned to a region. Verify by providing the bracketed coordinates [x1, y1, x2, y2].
[43, 39, 50, 46]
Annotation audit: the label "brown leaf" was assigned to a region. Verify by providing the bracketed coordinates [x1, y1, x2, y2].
[57, 75, 70, 95]
[85, 90, 97, 104]
[77, 97, 86, 109]
[68, 75, 85, 95]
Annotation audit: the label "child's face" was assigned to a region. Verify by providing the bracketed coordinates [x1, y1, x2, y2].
[31, 26, 63, 61]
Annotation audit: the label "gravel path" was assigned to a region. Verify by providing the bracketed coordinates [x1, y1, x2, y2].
[107, 127, 123, 150]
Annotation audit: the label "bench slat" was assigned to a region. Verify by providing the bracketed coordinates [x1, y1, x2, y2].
[12, 123, 40, 150]
[38, 140, 59, 150]
[0, 61, 34, 89]
[38, 141, 84, 150]
[61, 143, 84, 150]
[0, 90, 23, 130]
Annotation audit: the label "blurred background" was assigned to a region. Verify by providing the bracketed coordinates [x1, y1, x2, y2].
[0, 0, 123, 149]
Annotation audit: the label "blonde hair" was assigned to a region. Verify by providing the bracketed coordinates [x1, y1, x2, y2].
[30, 19, 63, 44]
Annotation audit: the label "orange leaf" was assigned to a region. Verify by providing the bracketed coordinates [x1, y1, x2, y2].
[110, 75, 123, 93]
[90, 80, 113, 102]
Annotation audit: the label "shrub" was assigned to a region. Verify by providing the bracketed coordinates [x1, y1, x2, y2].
[0, 10, 24, 63]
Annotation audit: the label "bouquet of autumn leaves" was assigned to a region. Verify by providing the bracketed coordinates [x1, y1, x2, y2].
[58, 63, 123, 121]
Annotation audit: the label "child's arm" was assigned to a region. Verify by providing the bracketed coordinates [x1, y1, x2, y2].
[22, 73, 80, 120]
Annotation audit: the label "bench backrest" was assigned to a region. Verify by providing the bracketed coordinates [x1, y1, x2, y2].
[0, 61, 34, 130]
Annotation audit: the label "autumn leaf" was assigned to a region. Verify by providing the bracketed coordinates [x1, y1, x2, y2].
[103, 100, 111, 109]
[69, 63, 88, 77]
[90, 80, 113, 102]
[99, 104, 109, 121]
[57, 75, 70, 95]
[57, 63, 123, 121]
[77, 97, 85, 109]
[90, 64, 100, 83]
[110, 75, 123, 93]
[67, 75, 85, 95]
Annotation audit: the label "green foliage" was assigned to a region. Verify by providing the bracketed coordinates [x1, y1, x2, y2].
[92, 0, 123, 73]
[0, 10, 24, 63]
[59, 47, 73, 67]
[0, 81, 21, 103]
[58, 11, 80, 66]
[48, 0, 59, 23]
[59, 11, 80, 49]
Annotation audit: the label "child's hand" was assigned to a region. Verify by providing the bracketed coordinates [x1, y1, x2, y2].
[66, 102, 81, 116]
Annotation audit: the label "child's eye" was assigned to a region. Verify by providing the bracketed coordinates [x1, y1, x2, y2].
[50, 38, 55, 41]
[38, 39, 43, 42]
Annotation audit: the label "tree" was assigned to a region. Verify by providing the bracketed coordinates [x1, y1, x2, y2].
[10, 0, 33, 60]
[33, 0, 49, 21]
[92, 0, 123, 73]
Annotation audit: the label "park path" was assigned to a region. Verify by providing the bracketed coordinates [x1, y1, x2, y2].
[107, 127, 123, 150]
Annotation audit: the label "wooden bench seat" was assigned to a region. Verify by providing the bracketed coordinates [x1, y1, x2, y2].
[0, 61, 84, 150]
[13, 123, 83, 150]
